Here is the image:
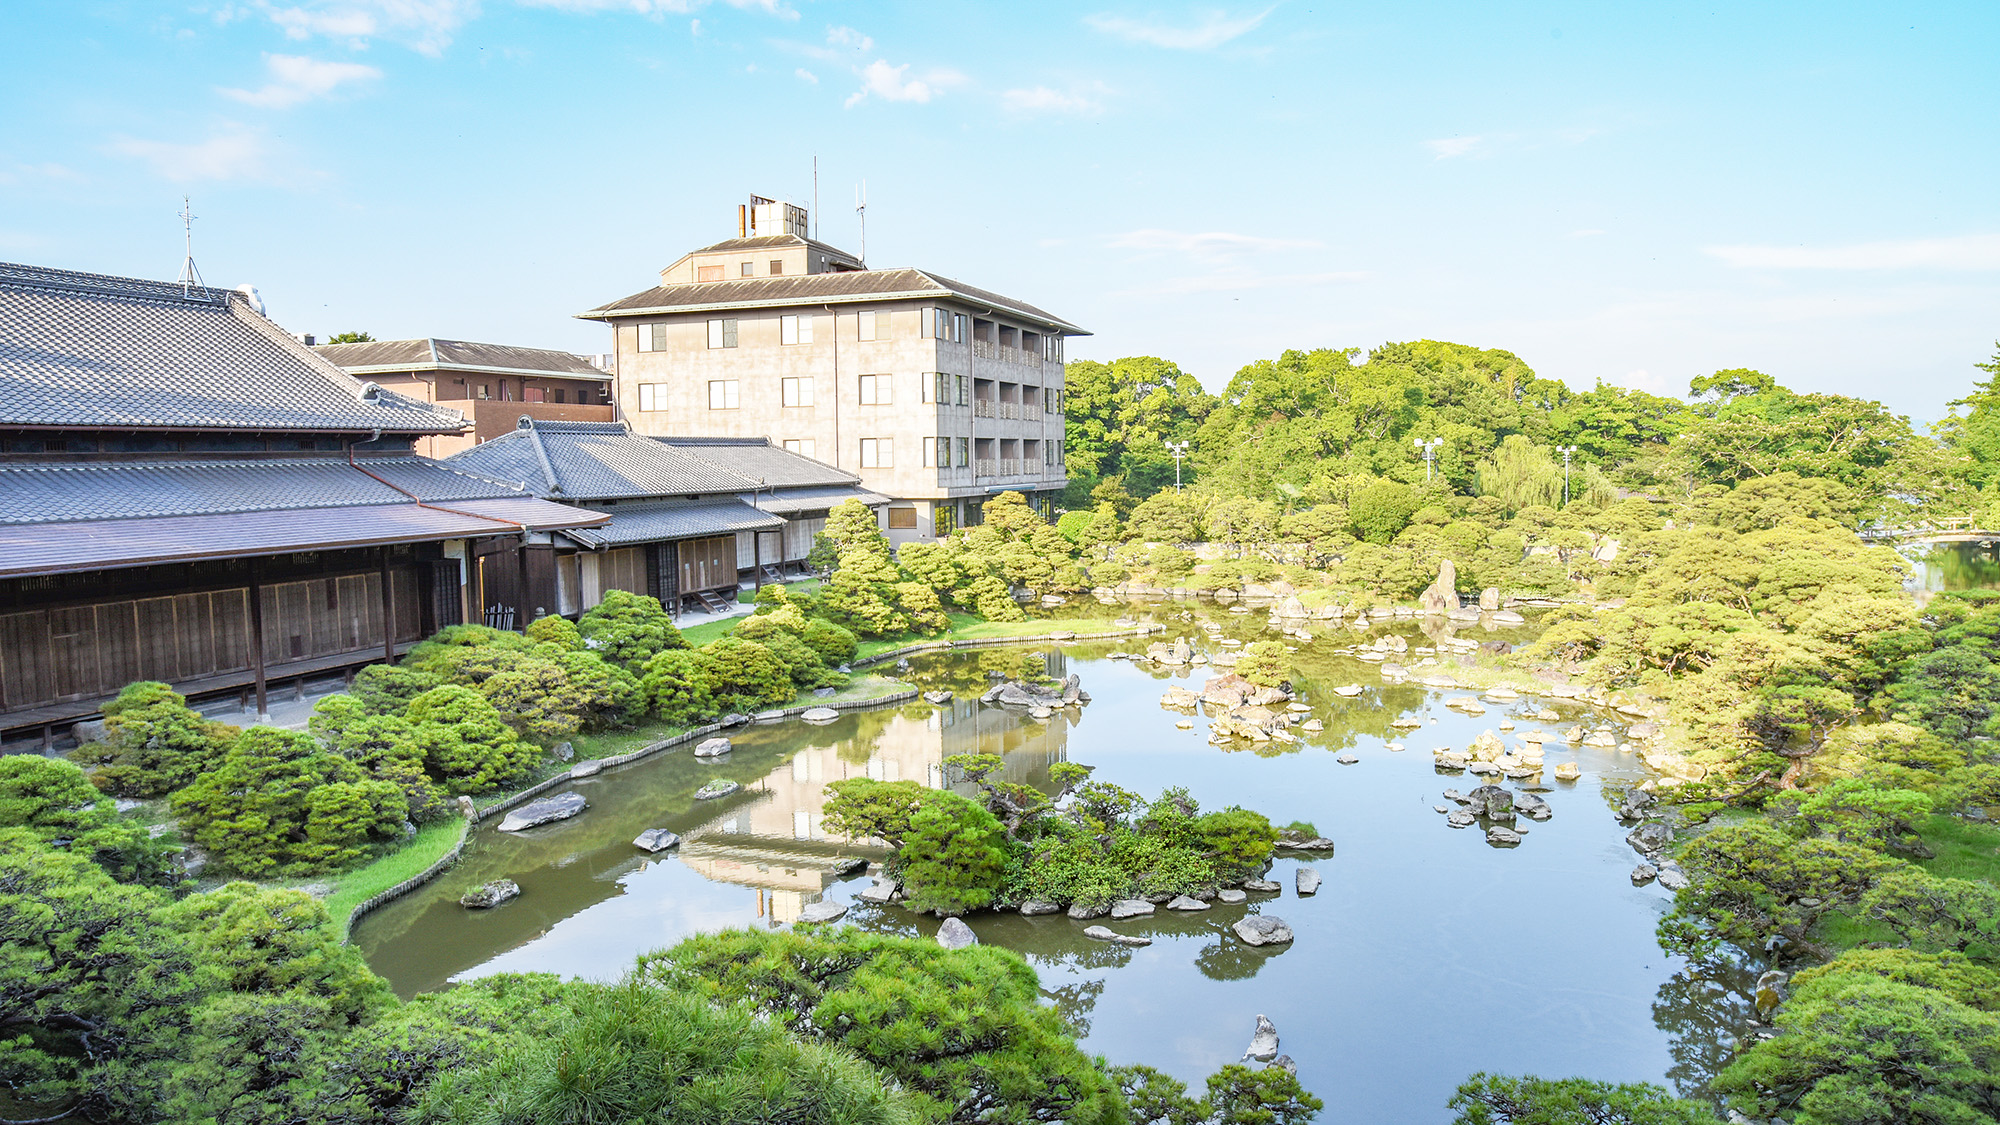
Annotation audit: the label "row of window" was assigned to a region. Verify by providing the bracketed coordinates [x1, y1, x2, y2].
[818, 437, 1067, 470]
[632, 375, 1065, 413]
[696, 259, 788, 282]
[632, 309, 1065, 359]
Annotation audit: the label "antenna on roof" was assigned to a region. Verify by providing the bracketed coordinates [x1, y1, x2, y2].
[854, 180, 866, 263]
[812, 156, 819, 240]
[176, 196, 205, 297]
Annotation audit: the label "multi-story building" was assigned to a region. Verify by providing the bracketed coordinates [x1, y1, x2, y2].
[580, 196, 1085, 544]
[314, 337, 615, 457]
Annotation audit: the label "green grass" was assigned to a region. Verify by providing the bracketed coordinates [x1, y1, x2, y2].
[326, 817, 467, 939]
[1814, 813, 2000, 951]
[854, 614, 1116, 660]
[677, 617, 740, 647]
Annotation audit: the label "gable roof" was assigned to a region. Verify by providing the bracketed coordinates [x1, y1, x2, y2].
[679, 233, 865, 270]
[656, 436, 861, 489]
[578, 267, 1087, 335]
[315, 338, 610, 381]
[443, 419, 754, 500]
[0, 262, 469, 433]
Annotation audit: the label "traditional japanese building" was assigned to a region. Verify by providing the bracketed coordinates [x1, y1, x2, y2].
[444, 419, 885, 616]
[0, 262, 606, 746]
[313, 337, 615, 458]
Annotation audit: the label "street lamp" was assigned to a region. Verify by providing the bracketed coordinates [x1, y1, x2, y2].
[1557, 445, 1578, 505]
[1166, 440, 1189, 491]
[1413, 437, 1443, 482]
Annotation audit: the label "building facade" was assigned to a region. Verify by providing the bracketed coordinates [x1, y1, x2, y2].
[0, 262, 603, 746]
[315, 337, 615, 457]
[580, 198, 1084, 545]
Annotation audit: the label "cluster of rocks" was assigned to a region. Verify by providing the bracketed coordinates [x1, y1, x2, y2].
[1438, 783, 1552, 847]
[1618, 788, 1689, 889]
[981, 674, 1087, 720]
[693, 779, 740, 801]
[1433, 729, 1546, 779]
[460, 880, 520, 909]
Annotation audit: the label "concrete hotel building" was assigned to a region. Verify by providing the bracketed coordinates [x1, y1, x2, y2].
[581, 197, 1085, 544]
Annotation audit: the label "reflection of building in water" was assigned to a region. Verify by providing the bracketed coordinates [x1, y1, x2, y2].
[677, 703, 1073, 923]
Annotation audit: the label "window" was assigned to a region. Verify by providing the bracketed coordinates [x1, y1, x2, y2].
[524, 386, 545, 403]
[706, 318, 738, 349]
[887, 507, 917, 530]
[769, 259, 784, 275]
[782, 377, 814, 408]
[927, 436, 951, 467]
[860, 438, 892, 468]
[1044, 441, 1053, 465]
[952, 313, 967, 343]
[637, 323, 667, 352]
[924, 372, 950, 403]
[740, 261, 755, 277]
[1045, 387, 1054, 413]
[638, 383, 665, 412]
[859, 373, 891, 405]
[780, 314, 813, 345]
[934, 503, 957, 537]
[857, 310, 878, 341]
[956, 374, 969, 406]
[783, 438, 816, 458]
[955, 437, 969, 467]
[697, 265, 724, 282]
[477, 384, 491, 399]
[551, 389, 566, 404]
[924, 308, 949, 339]
[708, 380, 740, 409]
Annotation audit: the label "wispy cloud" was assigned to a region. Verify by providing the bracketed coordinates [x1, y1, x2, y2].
[844, 59, 964, 108]
[1705, 234, 2000, 271]
[1123, 269, 1368, 296]
[106, 126, 275, 182]
[1085, 7, 1272, 49]
[220, 53, 382, 108]
[794, 67, 817, 83]
[1111, 228, 1318, 259]
[1001, 82, 1109, 115]
[1424, 135, 1483, 160]
[264, 0, 479, 55]
[522, 0, 799, 18]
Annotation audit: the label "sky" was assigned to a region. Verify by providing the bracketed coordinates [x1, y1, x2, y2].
[3, 1, 1997, 423]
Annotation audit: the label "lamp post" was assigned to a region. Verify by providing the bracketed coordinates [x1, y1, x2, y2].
[1166, 440, 1189, 491]
[1558, 445, 1578, 505]
[1413, 437, 1442, 482]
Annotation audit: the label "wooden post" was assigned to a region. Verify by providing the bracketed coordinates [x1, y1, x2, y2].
[247, 560, 269, 721]
[380, 547, 396, 664]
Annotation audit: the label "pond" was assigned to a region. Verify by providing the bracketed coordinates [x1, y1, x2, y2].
[354, 605, 1716, 1124]
[1912, 539, 2000, 597]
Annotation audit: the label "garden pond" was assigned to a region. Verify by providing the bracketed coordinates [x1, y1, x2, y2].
[355, 604, 1744, 1124]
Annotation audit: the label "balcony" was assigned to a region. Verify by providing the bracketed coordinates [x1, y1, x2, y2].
[999, 402, 1021, 420]
[974, 399, 996, 418]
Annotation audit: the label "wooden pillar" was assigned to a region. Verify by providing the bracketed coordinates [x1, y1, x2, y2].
[380, 547, 396, 664]
[247, 560, 269, 721]
[753, 530, 762, 585]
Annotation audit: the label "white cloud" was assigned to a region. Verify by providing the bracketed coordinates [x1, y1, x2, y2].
[844, 59, 964, 108]
[1002, 82, 1109, 115]
[794, 67, 817, 83]
[1705, 234, 2000, 271]
[1424, 135, 1481, 160]
[220, 53, 382, 108]
[1085, 7, 1271, 49]
[106, 127, 274, 182]
[825, 24, 871, 51]
[264, 0, 479, 55]
[1111, 227, 1318, 259]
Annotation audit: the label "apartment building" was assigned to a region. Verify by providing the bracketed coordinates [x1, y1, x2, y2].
[580, 196, 1085, 544]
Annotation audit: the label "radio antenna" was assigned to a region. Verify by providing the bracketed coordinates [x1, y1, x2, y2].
[854, 180, 866, 263]
[177, 196, 205, 297]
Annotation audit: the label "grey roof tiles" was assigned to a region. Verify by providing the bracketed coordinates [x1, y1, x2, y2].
[0, 456, 534, 525]
[315, 338, 610, 379]
[444, 420, 754, 499]
[0, 261, 470, 433]
[578, 267, 1085, 334]
[561, 499, 783, 549]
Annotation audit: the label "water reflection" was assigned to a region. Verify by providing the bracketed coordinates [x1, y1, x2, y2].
[1913, 540, 2000, 598]
[356, 606, 1715, 1124]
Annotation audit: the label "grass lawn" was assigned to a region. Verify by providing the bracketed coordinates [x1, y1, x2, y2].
[854, 614, 1120, 660]
[1814, 812, 2000, 951]
[326, 817, 467, 939]
[565, 673, 913, 760]
[677, 617, 740, 647]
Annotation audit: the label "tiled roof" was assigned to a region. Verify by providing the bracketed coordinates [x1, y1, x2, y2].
[684, 233, 865, 267]
[755, 484, 890, 514]
[561, 499, 783, 549]
[315, 338, 610, 380]
[0, 497, 602, 579]
[0, 262, 471, 433]
[442, 420, 755, 500]
[578, 267, 1086, 334]
[0, 456, 534, 525]
[656, 437, 860, 489]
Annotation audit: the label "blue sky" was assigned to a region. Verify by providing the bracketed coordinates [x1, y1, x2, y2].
[4, 1, 1996, 421]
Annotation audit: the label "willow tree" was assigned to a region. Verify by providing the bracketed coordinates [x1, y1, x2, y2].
[1474, 435, 1563, 514]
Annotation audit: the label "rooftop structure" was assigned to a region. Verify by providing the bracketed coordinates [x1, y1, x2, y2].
[315, 336, 615, 457]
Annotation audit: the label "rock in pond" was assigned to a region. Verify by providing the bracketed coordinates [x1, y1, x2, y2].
[1067, 901, 1110, 920]
[1110, 898, 1155, 920]
[1165, 894, 1211, 911]
[1244, 879, 1282, 893]
[1627, 821, 1675, 854]
[858, 879, 900, 904]
[461, 880, 520, 909]
[1084, 925, 1152, 946]
[721, 711, 751, 727]
[802, 707, 840, 723]
[1486, 826, 1523, 847]
[1630, 864, 1658, 886]
[1553, 762, 1582, 781]
[1295, 866, 1321, 895]
[632, 828, 681, 853]
[799, 901, 848, 924]
[498, 792, 587, 832]
[1512, 791, 1552, 821]
[694, 779, 741, 801]
[922, 690, 953, 705]
[1019, 899, 1062, 916]
[936, 917, 978, 949]
[1335, 751, 1359, 765]
[694, 736, 732, 758]
[1218, 888, 1248, 904]
[1656, 864, 1691, 891]
[1274, 833, 1336, 851]
[1233, 915, 1295, 946]
[1243, 1014, 1281, 1061]
[831, 855, 868, 876]
[1446, 809, 1478, 828]
[569, 759, 603, 778]
[1462, 784, 1514, 818]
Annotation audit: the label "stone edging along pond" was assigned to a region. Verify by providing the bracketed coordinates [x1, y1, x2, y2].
[340, 624, 1162, 939]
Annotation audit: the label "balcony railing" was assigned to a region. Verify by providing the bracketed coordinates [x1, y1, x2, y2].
[999, 402, 1021, 419]
[973, 400, 995, 418]
[973, 340, 999, 360]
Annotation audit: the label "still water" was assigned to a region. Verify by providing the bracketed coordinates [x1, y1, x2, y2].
[1914, 539, 2000, 596]
[355, 608, 1709, 1123]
